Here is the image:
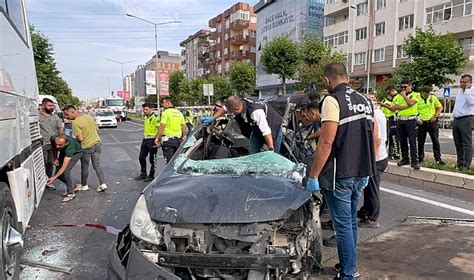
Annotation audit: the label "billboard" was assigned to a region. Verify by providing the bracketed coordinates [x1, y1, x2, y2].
[145, 70, 156, 95]
[116, 91, 130, 101]
[158, 70, 169, 96]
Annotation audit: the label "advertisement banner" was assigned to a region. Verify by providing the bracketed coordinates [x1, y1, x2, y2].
[158, 70, 169, 96]
[145, 70, 156, 95]
[117, 91, 130, 101]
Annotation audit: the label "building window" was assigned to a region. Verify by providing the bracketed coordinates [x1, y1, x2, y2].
[426, 3, 459, 24]
[225, 19, 230, 29]
[399, 14, 414, 30]
[224, 48, 228, 55]
[325, 16, 336, 26]
[224, 33, 229, 40]
[216, 23, 221, 32]
[452, 0, 473, 19]
[217, 37, 221, 44]
[397, 45, 408, 58]
[355, 27, 367, 40]
[231, 10, 250, 22]
[217, 64, 222, 74]
[250, 46, 257, 52]
[357, 2, 368, 16]
[250, 16, 257, 23]
[354, 52, 366, 65]
[375, 22, 385, 36]
[217, 50, 221, 58]
[225, 62, 230, 72]
[459, 37, 473, 50]
[250, 30, 257, 38]
[373, 48, 385, 62]
[324, 31, 348, 47]
[376, 0, 387, 9]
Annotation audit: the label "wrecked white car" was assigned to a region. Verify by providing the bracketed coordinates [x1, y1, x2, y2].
[108, 96, 323, 279]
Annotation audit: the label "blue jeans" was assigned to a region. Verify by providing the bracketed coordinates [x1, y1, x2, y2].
[322, 176, 369, 280]
[249, 128, 283, 154]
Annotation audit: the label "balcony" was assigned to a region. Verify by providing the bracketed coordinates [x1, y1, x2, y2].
[231, 19, 250, 30]
[198, 40, 210, 47]
[231, 50, 250, 59]
[199, 51, 210, 59]
[325, 1, 349, 17]
[230, 34, 250, 45]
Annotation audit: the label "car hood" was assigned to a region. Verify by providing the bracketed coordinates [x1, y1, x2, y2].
[95, 116, 116, 121]
[143, 171, 311, 224]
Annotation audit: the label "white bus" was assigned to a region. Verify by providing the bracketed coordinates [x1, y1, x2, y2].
[1, 0, 47, 278]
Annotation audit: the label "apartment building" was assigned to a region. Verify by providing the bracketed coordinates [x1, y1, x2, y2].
[324, 0, 474, 92]
[144, 50, 181, 96]
[180, 30, 213, 80]
[207, 2, 257, 76]
[254, 0, 325, 97]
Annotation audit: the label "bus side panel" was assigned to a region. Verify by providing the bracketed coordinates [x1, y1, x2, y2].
[0, 92, 21, 168]
[7, 163, 35, 233]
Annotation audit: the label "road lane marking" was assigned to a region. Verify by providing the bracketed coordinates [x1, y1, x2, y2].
[109, 133, 120, 143]
[381, 187, 474, 216]
[126, 121, 144, 127]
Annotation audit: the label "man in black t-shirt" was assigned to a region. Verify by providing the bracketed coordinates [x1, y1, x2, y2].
[47, 135, 83, 202]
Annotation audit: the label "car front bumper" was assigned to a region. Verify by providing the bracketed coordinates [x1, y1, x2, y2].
[108, 226, 292, 280]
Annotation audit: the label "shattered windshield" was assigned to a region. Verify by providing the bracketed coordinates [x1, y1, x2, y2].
[174, 151, 305, 183]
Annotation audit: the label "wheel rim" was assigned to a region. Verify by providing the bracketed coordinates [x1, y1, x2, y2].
[1, 208, 22, 279]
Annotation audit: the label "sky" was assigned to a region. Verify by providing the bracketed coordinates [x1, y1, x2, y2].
[25, 0, 258, 100]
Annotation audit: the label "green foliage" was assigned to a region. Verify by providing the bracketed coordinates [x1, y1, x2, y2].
[31, 26, 81, 107]
[206, 75, 233, 102]
[261, 36, 299, 95]
[393, 27, 467, 89]
[144, 95, 158, 108]
[297, 35, 346, 100]
[169, 71, 185, 99]
[228, 61, 256, 97]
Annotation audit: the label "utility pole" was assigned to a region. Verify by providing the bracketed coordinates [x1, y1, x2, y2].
[106, 59, 135, 94]
[126, 14, 180, 110]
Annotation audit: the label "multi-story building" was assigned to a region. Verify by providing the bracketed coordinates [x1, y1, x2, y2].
[324, 0, 474, 93]
[180, 30, 213, 80]
[144, 50, 180, 96]
[123, 74, 134, 97]
[207, 2, 257, 76]
[254, 0, 325, 97]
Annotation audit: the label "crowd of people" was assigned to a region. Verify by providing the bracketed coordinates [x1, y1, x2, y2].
[39, 98, 107, 203]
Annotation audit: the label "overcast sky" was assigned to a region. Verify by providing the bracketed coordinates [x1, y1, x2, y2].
[25, 0, 256, 100]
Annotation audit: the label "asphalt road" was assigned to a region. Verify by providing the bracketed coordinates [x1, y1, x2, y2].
[20, 121, 474, 279]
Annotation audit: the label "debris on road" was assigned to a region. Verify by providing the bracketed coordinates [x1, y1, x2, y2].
[21, 259, 73, 274]
[52, 224, 121, 235]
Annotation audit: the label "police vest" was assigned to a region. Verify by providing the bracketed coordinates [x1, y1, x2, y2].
[381, 99, 395, 117]
[143, 113, 159, 137]
[319, 84, 377, 189]
[234, 98, 282, 142]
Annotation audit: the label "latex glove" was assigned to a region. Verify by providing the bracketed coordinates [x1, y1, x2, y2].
[202, 116, 215, 124]
[306, 178, 320, 193]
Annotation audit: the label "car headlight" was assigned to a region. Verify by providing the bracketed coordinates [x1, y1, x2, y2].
[130, 195, 163, 245]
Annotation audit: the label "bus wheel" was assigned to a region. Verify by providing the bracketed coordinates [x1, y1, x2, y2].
[0, 185, 21, 280]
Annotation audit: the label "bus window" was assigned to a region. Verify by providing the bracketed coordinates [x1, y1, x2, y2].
[6, 0, 27, 40]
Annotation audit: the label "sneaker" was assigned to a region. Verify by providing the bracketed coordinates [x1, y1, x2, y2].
[143, 176, 154, 183]
[134, 174, 147, 181]
[334, 264, 360, 278]
[397, 159, 410, 166]
[334, 271, 360, 279]
[359, 219, 380, 228]
[411, 162, 421, 170]
[74, 184, 89, 192]
[97, 184, 108, 192]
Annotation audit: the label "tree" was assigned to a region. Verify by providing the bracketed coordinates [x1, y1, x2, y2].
[261, 36, 299, 95]
[31, 26, 81, 107]
[169, 71, 185, 99]
[297, 35, 346, 101]
[206, 75, 233, 103]
[393, 27, 467, 89]
[228, 61, 256, 97]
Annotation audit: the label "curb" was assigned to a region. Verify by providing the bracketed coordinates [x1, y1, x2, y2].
[384, 162, 474, 201]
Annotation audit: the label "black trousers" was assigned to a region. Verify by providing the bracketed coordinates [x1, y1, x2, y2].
[387, 117, 400, 158]
[452, 116, 473, 169]
[360, 158, 388, 221]
[139, 139, 157, 176]
[397, 119, 418, 163]
[418, 120, 441, 162]
[162, 138, 182, 164]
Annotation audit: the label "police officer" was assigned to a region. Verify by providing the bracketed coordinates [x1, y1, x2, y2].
[184, 108, 194, 134]
[136, 103, 160, 182]
[391, 80, 422, 169]
[204, 96, 283, 154]
[306, 62, 377, 279]
[155, 97, 187, 163]
[380, 86, 400, 159]
[417, 86, 444, 165]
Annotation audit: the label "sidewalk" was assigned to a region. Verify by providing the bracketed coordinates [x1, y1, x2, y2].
[384, 161, 474, 201]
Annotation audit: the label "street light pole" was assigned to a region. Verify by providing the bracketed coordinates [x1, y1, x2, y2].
[126, 13, 180, 110]
[106, 59, 135, 93]
[98, 76, 118, 96]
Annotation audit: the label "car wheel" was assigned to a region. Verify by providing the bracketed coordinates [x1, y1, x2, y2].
[0, 184, 21, 280]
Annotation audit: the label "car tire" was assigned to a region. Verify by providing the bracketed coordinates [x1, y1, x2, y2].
[0, 184, 21, 280]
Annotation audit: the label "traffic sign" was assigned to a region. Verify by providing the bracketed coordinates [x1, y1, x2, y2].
[443, 86, 451, 97]
[203, 84, 214, 96]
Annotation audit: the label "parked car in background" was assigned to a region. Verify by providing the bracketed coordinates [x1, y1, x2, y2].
[95, 111, 117, 128]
